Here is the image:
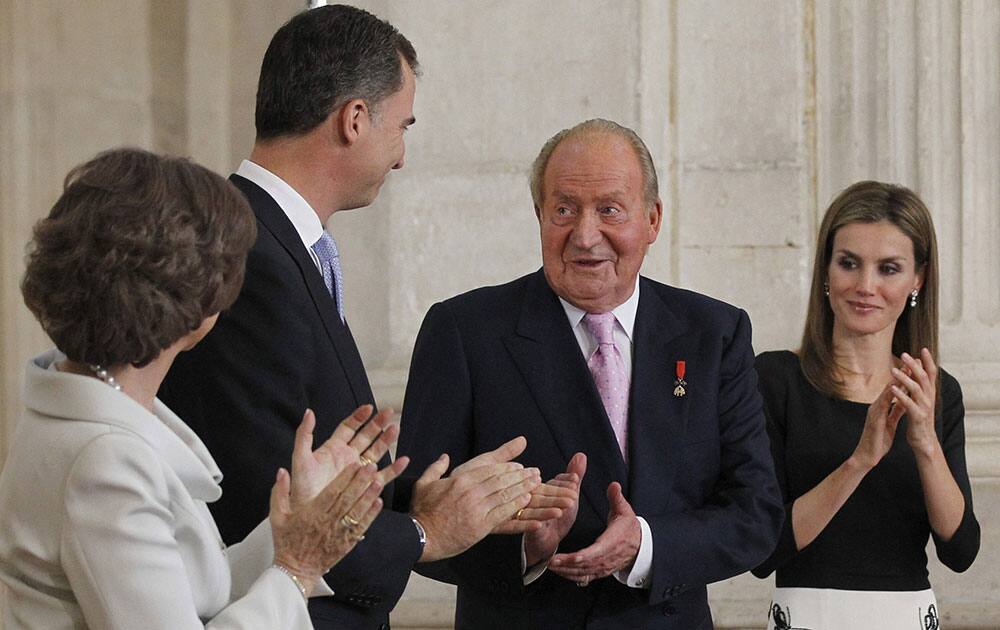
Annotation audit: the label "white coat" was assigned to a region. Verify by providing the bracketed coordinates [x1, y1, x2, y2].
[0, 350, 328, 628]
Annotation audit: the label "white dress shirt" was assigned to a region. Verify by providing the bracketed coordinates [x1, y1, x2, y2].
[523, 279, 653, 589]
[236, 159, 325, 273]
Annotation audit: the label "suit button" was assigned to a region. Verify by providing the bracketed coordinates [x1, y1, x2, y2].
[661, 603, 676, 616]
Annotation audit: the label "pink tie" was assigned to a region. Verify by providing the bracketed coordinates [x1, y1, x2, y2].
[583, 312, 629, 462]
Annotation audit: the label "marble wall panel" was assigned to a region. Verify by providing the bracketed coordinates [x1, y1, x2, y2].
[681, 247, 809, 353]
[676, 0, 804, 166]
[381, 0, 642, 173]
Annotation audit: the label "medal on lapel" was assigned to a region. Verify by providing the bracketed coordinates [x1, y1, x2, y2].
[673, 360, 687, 397]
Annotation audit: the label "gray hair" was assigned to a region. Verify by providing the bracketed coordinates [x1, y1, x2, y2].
[529, 119, 659, 210]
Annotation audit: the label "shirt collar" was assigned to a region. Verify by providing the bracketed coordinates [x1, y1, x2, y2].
[558, 276, 641, 342]
[237, 159, 325, 249]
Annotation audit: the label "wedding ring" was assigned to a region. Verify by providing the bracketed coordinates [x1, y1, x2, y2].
[341, 514, 360, 528]
[515, 508, 525, 520]
[359, 454, 375, 466]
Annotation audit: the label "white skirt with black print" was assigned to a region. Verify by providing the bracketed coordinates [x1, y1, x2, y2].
[766, 587, 939, 630]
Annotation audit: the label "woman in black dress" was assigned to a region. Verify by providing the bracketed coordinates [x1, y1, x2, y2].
[753, 181, 980, 630]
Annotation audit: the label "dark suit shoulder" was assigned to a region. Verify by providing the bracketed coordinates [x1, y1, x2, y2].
[640, 276, 748, 331]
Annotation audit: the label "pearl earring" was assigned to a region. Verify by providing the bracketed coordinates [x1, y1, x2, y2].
[910, 289, 918, 308]
[823, 283, 830, 297]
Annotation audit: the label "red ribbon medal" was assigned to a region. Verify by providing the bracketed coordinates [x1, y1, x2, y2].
[673, 360, 687, 397]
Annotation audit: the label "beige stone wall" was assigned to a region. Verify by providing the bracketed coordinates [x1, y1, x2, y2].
[1, 1, 997, 628]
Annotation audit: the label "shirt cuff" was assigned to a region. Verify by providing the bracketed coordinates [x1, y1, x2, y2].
[520, 535, 551, 585]
[614, 516, 652, 589]
[311, 575, 336, 598]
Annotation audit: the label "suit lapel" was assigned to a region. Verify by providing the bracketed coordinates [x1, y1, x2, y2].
[626, 277, 693, 511]
[502, 271, 628, 520]
[230, 174, 373, 407]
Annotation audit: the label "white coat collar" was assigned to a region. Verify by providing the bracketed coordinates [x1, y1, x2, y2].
[24, 350, 223, 502]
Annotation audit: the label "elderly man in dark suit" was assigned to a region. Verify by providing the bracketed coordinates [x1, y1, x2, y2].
[159, 6, 555, 629]
[396, 119, 784, 629]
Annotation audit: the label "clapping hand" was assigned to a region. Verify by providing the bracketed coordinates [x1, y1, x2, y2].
[892, 348, 940, 456]
[409, 437, 542, 562]
[522, 453, 585, 566]
[548, 480, 640, 586]
[271, 409, 410, 596]
[291, 405, 404, 509]
[270, 459, 405, 597]
[490, 476, 578, 535]
[852, 380, 907, 470]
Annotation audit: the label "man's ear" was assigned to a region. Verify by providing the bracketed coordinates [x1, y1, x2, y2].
[647, 198, 663, 244]
[335, 98, 371, 146]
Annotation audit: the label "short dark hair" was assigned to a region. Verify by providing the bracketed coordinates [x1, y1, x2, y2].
[21, 148, 257, 368]
[255, 4, 419, 139]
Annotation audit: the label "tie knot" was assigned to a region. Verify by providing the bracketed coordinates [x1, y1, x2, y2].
[312, 232, 339, 265]
[583, 312, 617, 346]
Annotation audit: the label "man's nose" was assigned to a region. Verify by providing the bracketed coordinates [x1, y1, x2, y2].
[569, 211, 603, 249]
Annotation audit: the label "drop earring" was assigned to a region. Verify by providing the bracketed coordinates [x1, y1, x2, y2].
[910, 289, 918, 308]
[823, 283, 830, 297]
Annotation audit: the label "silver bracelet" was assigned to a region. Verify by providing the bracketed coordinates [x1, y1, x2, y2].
[272, 563, 308, 601]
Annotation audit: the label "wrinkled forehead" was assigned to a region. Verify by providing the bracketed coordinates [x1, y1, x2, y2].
[543, 133, 642, 195]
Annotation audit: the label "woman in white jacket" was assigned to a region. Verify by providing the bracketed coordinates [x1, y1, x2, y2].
[0, 148, 406, 629]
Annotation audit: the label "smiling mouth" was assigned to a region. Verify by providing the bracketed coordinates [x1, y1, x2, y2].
[847, 300, 880, 312]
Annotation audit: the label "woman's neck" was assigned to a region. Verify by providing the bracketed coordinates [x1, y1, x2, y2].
[831, 324, 897, 403]
[57, 348, 179, 412]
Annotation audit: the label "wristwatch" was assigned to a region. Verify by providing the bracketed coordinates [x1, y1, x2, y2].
[410, 516, 427, 553]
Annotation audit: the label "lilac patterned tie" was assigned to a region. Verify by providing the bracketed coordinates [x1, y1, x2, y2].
[583, 312, 629, 462]
[311, 232, 345, 322]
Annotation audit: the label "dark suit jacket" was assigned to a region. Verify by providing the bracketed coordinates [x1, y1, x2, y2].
[396, 270, 783, 629]
[160, 175, 422, 630]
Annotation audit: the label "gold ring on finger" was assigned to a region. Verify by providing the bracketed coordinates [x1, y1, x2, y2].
[515, 508, 525, 520]
[341, 514, 360, 528]
[359, 454, 375, 466]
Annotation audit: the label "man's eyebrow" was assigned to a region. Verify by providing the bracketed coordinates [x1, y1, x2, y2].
[552, 191, 579, 203]
[595, 192, 627, 204]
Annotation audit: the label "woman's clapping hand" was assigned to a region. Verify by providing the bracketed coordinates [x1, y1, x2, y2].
[269, 407, 409, 596]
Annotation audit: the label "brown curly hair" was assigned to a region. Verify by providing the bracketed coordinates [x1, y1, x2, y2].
[21, 148, 257, 368]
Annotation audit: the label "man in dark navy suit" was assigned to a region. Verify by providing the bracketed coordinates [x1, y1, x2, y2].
[397, 119, 784, 629]
[160, 6, 547, 629]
